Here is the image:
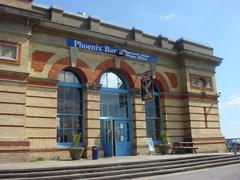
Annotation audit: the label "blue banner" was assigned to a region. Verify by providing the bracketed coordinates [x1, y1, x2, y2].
[66, 38, 158, 62]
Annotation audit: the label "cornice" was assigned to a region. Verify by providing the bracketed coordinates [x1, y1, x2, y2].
[178, 50, 222, 66]
[38, 20, 178, 58]
[1, 3, 223, 67]
[0, 4, 46, 20]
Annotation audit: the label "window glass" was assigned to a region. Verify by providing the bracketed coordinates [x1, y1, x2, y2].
[57, 70, 83, 145]
[100, 72, 126, 89]
[58, 71, 65, 82]
[58, 70, 80, 84]
[100, 72, 107, 87]
[65, 71, 74, 83]
[145, 84, 162, 144]
[100, 93, 128, 118]
[107, 73, 118, 88]
[0, 44, 17, 61]
[100, 72, 129, 118]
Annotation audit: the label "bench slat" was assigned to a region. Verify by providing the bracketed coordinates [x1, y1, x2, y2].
[181, 147, 198, 149]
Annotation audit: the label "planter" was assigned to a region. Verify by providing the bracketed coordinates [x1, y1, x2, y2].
[159, 144, 170, 154]
[69, 148, 84, 160]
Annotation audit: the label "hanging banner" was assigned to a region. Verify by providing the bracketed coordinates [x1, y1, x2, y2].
[140, 71, 153, 101]
[66, 38, 158, 62]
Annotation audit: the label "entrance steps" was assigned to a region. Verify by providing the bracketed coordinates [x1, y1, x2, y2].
[0, 155, 240, 179]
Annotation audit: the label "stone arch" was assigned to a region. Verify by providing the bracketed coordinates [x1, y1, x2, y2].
[154, 72, 170, 92]
[48, 57, 91, 83]
[94, 58, 138, 88]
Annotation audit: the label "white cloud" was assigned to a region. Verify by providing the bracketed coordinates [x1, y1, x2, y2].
[137, 11, 175, 22]
[220, 92, 240, 109]
[159, 13, 175, 20]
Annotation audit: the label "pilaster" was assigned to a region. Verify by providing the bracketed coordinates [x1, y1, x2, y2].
[84, 83, 103, 158]
[0, 70, 29, 162]
[132, 91, 148, 155]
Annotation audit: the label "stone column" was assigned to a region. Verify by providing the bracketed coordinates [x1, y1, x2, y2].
[84, 83, 102, 158]
[131, 89, 148, 155]
[186, 97, 225, 153]
[0, 71, 29, 162]
[25, 78, 58, 160]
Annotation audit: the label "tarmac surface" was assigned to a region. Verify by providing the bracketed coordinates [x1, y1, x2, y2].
[138, 163, 240, 180]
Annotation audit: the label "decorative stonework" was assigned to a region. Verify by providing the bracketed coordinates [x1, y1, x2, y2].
[94, 58, 137, 89]
[155, 72, 170, 92]
[130, 88, 141, 97]
[85, 82, 102, 92]
[27, 77, 58, 87]
[190, 74, 213, 91]
[32, 50, 55, 72]
[0, 70, 28, 81]
[165, 72, 178, 88]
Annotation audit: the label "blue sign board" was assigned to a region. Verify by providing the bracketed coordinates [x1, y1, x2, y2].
[66, 38, 158, 62]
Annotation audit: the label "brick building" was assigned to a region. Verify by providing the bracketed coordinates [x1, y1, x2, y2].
[0, 0, 225, 162]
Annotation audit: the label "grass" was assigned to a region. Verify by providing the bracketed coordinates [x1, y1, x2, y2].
[30, 157, 45, 162]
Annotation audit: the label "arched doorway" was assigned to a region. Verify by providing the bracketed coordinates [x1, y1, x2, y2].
[57, 70, 84, 146]
[100, 71, 132, 156]
[145, 83, 163, 144]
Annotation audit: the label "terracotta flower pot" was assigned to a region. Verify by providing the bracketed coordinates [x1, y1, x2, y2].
[159, 144, 170, 154]
[69, 148, 84, 160]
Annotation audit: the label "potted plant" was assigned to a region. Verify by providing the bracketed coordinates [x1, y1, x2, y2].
[69, 132, 84, 160]
[159, 130, 170, 154]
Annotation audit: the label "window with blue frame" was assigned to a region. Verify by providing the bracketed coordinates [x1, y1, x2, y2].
[57, 70, 83, 145]
[100, 72, 128, 119]
[145, 84, 162, 144]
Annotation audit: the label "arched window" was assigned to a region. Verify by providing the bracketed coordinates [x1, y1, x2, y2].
[57, 70, 83, 145]
[100, 72, 128, 118]
[145, 84, 162, 144]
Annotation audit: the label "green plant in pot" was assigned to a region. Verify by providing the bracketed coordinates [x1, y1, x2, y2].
[159, 130, 170, 154]
[69, 132, 84, 160]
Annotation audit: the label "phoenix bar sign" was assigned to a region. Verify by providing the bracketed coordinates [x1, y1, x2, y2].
[66, 38, 158, 62]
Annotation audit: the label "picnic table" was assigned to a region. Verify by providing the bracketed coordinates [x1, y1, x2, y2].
[171, 142, 198, 154]
[225, 139, 240, 152]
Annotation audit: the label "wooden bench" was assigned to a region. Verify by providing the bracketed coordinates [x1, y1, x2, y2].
[171, 142, 198, 154]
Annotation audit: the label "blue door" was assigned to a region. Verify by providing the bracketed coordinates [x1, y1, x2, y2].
[114, 120, 131, 156]
[101, 119, 114, 157]
[100, 71, 132, 157]
[101, 119, 131, 156]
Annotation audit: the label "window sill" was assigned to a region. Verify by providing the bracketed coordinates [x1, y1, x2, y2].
[0, 59, 20, 65]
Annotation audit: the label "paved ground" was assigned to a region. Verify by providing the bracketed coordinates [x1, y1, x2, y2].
[0, 153, 235, 170]
[138, 163, 240, 180]
[0, 154, 204, 170]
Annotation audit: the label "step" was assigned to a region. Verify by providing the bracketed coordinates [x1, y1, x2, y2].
[87, 159, 240, 180]
[0, 154, 214, 174]
[28, 156, 240, 180]
[2, 155, 239, 180]
[0, 155, 230, 178]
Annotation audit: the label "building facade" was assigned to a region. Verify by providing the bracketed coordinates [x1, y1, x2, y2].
[0, 0, 225, 162]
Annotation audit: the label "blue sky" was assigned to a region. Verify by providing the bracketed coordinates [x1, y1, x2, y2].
[34, 0, 240, 138]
